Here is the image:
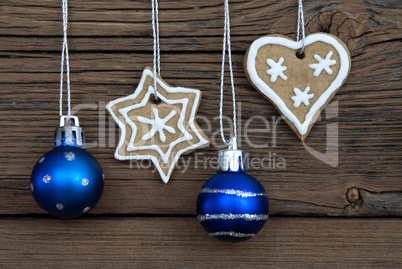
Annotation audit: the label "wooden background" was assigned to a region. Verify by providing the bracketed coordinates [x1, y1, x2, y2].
[0, 0, 401, 267]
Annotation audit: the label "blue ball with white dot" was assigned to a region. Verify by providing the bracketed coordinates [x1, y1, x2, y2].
[197, 171, 269, 242]
[31, 146, 104, 219]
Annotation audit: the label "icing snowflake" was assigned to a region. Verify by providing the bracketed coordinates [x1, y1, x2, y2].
[309, 51, 336, 77]
[266, 57, 288, 82]
[291, 86, 314, 107]
[137, 107, 176, 143]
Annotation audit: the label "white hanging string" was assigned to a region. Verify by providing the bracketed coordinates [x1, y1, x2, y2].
[296, 0, 306, 54]
[151, 0, 161, 100]
[59, 0, 71, 119]
[219, 0, 237, 147]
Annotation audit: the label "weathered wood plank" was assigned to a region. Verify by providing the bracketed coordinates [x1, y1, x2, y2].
[0, 0, 400, 55]
[0, 46, 400, 84]
[0, 217, 400, 268]
[2, 179, 402, 217]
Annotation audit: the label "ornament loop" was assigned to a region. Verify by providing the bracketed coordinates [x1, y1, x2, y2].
[60, 115, 79, 127]
[228, 137, 237, 150]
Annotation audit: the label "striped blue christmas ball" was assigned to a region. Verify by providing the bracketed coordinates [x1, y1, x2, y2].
[197, 171, 269, 242]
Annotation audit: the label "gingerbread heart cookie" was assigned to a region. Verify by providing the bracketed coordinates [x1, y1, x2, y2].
[245, 33, 351, 140]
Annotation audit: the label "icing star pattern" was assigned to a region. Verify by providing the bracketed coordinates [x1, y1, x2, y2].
[291, 86, 314, 107]
[106, 68, 210, 183]
[309, 51, 336, 77]
[266, 57, 288, 82]
[137, 107, 177, 143]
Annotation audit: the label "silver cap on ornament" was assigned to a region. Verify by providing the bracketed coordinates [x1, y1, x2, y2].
[218, 137, 247, 173]
[54, 115, 85, 149]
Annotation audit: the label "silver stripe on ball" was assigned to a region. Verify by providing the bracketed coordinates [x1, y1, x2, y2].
[208, 231, 257, 238]
[199, 188, 267, 198]
[197, 213, 268, 222]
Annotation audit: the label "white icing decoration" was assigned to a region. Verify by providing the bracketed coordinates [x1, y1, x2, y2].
[137, 107, 177, 143]
[246, 33, 350, 136]
[120, 85, 194, 163]
[309, 51, 337, 77]
[106, 68, 209, 183]
[291, 86, 314, 107]
[266, 57, 288, 82]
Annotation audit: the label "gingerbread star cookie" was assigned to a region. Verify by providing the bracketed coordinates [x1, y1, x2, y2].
[107, 67, 210, 183]
[245, 33, 351, 140]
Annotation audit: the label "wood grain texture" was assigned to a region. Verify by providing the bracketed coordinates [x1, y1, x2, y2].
[0, 217, 401, 268]
[0, 0, 401, 217]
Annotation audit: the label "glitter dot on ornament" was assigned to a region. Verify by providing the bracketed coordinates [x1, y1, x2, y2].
[82, 178, 89, 186]
[43, 174, 51, 183]
[82, 206, 90, 213]
[65, 151, 75, 161]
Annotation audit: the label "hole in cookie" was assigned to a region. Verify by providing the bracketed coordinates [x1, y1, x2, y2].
[296, 50, 305, 59]
[150, 94, 161, 105]
[153, 97, 161, 105]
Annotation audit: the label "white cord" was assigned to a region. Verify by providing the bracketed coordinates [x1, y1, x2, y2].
[59, 0, 71, 119]
[296, 0, 306, 54]
[219, 0, 237, 147]
[151, 0, 161, 100]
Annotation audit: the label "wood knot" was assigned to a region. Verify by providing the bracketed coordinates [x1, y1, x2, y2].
[307, 9, 369, 56]
[346, 188, 360, 204]
[345, 187, 365, 212]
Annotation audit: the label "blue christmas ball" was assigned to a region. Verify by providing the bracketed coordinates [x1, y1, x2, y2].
[31, 146, 104, 219]
[197, 171, 269, 242]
